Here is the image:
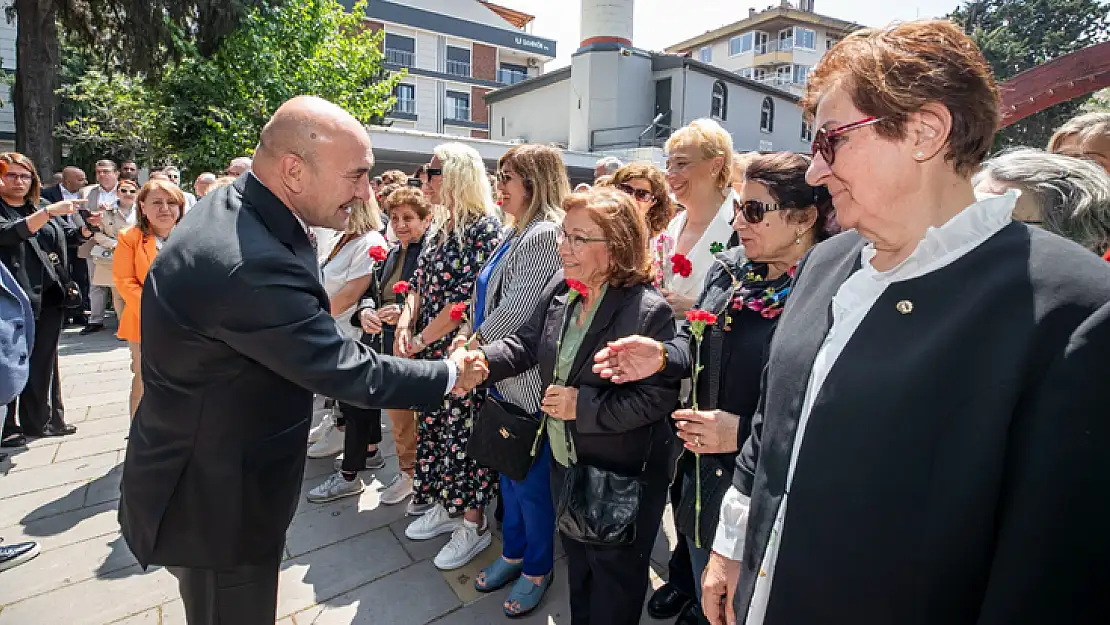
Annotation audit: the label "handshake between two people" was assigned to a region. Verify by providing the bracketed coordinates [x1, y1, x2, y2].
[447, 334, 487, 397]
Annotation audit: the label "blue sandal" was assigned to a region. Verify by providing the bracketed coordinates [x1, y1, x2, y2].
[475, 558, 523, 593]
[504, 571, 554, 618]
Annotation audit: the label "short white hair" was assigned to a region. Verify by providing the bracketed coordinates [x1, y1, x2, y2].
[595, 157, 623, 175]
[975, 147, 1110, 255]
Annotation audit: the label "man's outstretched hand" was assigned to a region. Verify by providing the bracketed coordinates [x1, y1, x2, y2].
[592, 335, 665, 384]
[449, 345, 488, 396]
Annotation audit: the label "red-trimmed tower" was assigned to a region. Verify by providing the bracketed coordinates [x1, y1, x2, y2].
[579, 0, 634, 50]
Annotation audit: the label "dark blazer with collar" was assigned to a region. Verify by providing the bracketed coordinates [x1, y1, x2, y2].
[481, 271, 681, 473]
[40, 184, 64, 204]
[731, 224, 1110, 624]
[352, 231, 428, 354]
[119, 175, 452, 570]
[0, 199, 84, 317]
[0, 261, 32, 404]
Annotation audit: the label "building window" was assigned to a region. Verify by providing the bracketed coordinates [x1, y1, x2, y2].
[699, 46, 712, 63]
[754, 31, 769, 54]
[446, 46, 471, 77]
[827, 37, 840, 51]
[384, 33, 415, 66]
[738, 68, 754, 79]
[759, 140, 774, 152]
[778, 28, 794, 51]
[711, 81, 727, 120]
[795, 28, 817, 50]
[392, 84, 416, 115]
[760, 97, 775, 133]
[446, 90, 470, 121]
[801, 118, 813, 142]
[498, 62, 529, 85]
[730, 32, 754, 56]
[793, 64, 812, 85]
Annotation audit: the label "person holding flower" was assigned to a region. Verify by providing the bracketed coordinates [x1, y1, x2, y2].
[395, 143, 502, 571]
[592, 152, 835, 625]
[456, 186, 680, 625]
[305, 198, 391, 501]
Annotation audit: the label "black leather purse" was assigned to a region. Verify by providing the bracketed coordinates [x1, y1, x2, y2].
[27, 236, 83, 310]
[556, 432, 653, 547]
[466, 394, 543, 482]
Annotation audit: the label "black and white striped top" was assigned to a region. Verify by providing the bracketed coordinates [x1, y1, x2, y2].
[475, 217, 561, 413]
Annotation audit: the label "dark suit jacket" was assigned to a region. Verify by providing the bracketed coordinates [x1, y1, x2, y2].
[481, 272, 680, 474]
[0, 200, 84, 317]
[0, 261, 32, 404]
[119, 175, 451, 569]
[732, 225, 1110, 624]
[40, 184, 63, 204]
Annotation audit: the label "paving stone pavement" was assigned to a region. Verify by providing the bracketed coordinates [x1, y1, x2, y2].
[0, 324, 680, 624]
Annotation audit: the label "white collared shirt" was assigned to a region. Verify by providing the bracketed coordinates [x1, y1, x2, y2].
[710, 192, 1018, 624]
[662, 189, 740, 301]
[61, 187, 81, 201]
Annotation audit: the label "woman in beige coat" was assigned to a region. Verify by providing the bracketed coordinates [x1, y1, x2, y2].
[83, 177, 139, 332]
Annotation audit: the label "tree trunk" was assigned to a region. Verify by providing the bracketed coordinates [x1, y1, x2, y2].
[13, 0, 59, 178]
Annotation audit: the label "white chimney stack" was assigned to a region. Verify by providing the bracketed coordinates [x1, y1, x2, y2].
[579, 0, 634, 49]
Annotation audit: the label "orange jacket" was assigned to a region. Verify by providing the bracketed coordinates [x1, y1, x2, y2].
[112, 227, 159, 343]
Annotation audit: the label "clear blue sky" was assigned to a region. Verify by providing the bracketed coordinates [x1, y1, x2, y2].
[499, 0, 966, 68]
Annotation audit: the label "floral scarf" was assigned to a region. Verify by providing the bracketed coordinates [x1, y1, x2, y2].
[729, 261, 795, 320]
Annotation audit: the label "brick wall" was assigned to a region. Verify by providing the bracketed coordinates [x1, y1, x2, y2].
[471, 130, 490, 139]
[472, 43, 497, 81]
[471, 87, 491, 124]
[364, 20, 384, 50]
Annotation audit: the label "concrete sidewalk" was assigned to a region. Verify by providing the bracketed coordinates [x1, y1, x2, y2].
[0, 326, 679, 624]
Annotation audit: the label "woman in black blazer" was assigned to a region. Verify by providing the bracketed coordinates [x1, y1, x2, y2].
[0, 153, 94, 445]
[462, 187, 680, 625]
[603, 21, 1110, 625]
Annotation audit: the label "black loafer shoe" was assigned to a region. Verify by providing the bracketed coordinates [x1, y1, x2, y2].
[40, 424, 77, 437]
[1, 433, 27, 448]
[648, 583, 694, 620]
[79, 323, 105, 336]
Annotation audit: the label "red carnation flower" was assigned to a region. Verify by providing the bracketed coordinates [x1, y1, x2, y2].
[449, 302, 468, 321]
[671, 253, 693, 278]
[368, 246, 389, 262]
[565, 278, 589, 298]
[392, 281, 410, 295]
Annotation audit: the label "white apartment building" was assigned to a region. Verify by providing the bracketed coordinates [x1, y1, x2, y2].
[342, 0, 557, 140]
[665, 0, 859, 96]
[0, 17, 17, 152]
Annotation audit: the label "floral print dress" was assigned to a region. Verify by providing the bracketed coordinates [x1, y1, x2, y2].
[411, 214, 503, 513]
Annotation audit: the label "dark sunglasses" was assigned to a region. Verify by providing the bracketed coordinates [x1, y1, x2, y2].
[425, 167, 442, 178]
[494, 170, 517, 184]
[616, 182, 655, 203]
[812, 116, 883, 166]
[732, 199, 784, 224]
[118, 188, 138, 195]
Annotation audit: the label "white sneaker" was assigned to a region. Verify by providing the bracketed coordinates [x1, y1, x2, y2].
[380, 473, 414, 506]
[307, 423, 344, 458]
[307, 471, 365, 503]
[433, 517, 492, 570]
[308, 410, 335, 444]
[404, 503, 462, 541]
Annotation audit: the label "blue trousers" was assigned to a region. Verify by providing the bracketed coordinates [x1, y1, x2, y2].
[500, 439, 555, 576]
[686, 536, 712, 600]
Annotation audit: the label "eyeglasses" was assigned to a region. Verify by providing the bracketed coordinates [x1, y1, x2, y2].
[425, 167, 442, 179]
[732, 199, 784, 224]
[556, 228, 606, 251]
[3, 173, 33, 183]
[616, 183, 655, 203]
[119, 188, 138, 195]
[812, 116, 884, 166]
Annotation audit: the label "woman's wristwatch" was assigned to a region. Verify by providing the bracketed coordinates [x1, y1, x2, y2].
[412, 333, 426, 351]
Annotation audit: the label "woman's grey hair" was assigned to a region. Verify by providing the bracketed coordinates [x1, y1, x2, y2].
[974, 148, 1110, 255]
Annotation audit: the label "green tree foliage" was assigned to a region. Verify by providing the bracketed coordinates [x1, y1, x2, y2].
[56, 0, 402, 174]
[949, 0, 1110, 150]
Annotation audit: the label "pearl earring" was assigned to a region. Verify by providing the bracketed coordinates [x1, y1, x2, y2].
[915, 151, 925, 160]
[795, 233, 803, 245]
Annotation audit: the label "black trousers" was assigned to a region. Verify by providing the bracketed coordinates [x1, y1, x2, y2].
[551, 453, 671, 625]
[69, 255, 90, 321]
[338, 402, 382, 473]
[5, 305, 67, 435]
[167, 551, 282, 625]
[667, 473, 697, 597]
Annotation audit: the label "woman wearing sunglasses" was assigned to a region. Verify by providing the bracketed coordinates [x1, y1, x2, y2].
[82, 177, 139, 337]
[593, 152, 835, 625]
[611, 163, 677, 273]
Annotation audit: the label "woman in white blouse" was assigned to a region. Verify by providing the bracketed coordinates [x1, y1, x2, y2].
[659, 119, 739, 319]
[306, 199, 388, 464]
[597, 20, 1110, 625]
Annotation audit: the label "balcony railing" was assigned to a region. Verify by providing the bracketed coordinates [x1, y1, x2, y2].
[497, 69, 529, 85]
[445, 60, 471, 77]
[755, 75, 806, 91]
[392, 97, 416, 115]
[384, 48, 414, 66]
[755, 39, 793, 55]
[446, 105, 470, 122]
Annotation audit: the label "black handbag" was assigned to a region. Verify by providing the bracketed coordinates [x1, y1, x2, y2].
[556, 431, 653, 547]
[27, 236, 83, 310]
[466, 394, 543, 482]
